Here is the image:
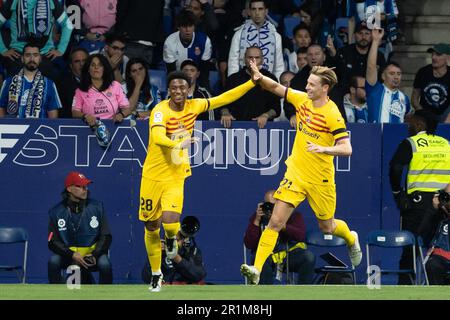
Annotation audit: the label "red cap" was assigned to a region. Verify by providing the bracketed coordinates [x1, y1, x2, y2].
[64, 171, 92, 188]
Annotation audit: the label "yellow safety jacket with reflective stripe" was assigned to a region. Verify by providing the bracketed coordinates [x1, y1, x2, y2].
[407, 133, 450, 194]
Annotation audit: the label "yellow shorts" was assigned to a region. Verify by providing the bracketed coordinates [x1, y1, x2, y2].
[274, 170, 336, 220]
[138, 176, 184, 222]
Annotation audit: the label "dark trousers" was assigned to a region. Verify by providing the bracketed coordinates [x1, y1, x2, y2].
[125, 42, 154, 68]
[258, 248, 316, 284]
[48, 254, 113, 284]
[425, 255, 450, 285]
[399, 192, 440, 285]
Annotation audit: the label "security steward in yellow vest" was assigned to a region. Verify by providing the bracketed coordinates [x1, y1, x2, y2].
[389, 109, 450, 285]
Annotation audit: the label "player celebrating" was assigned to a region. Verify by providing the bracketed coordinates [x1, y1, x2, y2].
[140, 71, 255, 292]
[241, 59, 362, 285]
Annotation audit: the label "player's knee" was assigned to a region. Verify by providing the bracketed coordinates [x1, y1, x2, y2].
[268, 217, 284, 231]
[145, 220, 161, 232]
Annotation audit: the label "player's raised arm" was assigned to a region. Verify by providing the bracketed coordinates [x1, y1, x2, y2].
[248, 58, 288, 98]
[207, 79, 256, 110]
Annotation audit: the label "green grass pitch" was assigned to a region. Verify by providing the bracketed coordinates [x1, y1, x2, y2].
[0, 284, 449, 300]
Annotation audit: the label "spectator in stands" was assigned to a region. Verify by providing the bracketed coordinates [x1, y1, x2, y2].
[187, 0, 219, 41]
[276, 70, 295, 122]
[48, 171, 113, 284]
[57, 47, 89, 118]
[295, 47, 308, 73]
[0, 0, 73, 78]
[163, 9, 212, 88]
[68, 0, 117, 54]
[0, 43, 61, 118]
[333, 21, 386, 93]
[244, 190, 316, 285]
[123, 58, 162, 120]
[389, 110, 450, 284]
[287, 24, 312, 73]
[102, 34, 129, 83]
[221, 46, 281, 128]
[343, 75, 368, 123]
[284, 44, 345, 126]
[412, 43, 450, 122]
[426, 184, 450, 285]
[115, 0, 165, 67]
[72, 54, 131, 126]
[227, 0, 285, 79]
[142, 215, 206, 285]
[180, 59, 215, 120]
[297, 0, 328, 48]
[365, 28, 410, 123]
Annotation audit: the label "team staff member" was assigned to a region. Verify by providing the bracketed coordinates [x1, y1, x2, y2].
[140, 71, 256, 292]
[48, 172, 112, 284]
[241, 59, 362, 285]
[389, 109, 450, 284]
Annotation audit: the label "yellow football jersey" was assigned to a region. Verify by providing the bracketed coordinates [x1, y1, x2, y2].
[285, 88, 348, 185]
[142, 99, 209, 181]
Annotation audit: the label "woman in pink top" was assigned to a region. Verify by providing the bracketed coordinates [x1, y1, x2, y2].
[72, 54, 130, 127]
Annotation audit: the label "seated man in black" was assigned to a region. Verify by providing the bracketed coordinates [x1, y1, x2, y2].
[47, 171, 112, 284]
[220, 46, 281, 128]
[142, 216, 206, 285]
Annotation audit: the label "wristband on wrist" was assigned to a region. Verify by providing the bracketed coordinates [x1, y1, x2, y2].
[118, 110, 125, 118]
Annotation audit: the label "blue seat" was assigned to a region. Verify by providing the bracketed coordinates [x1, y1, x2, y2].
[0, 227, 28, 283]
[283, 16, 301, 39]
[334, 17, 350, 49]
[305, 231, 356, 284]
[366, 230, 417, 285]
[149, 69, 167, 93]
[208, 70, 221, 96]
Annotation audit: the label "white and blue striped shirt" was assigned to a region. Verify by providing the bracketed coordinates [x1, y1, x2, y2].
[366, 81, 410, 123]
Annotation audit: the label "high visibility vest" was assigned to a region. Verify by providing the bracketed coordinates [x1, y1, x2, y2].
[406, 133, 450, 194]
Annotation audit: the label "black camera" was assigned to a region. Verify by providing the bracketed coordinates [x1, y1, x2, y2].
[260, 202, 274, 225]
[180, 216, 200, 238]
[83, 255, 95, 265]
[438, 189, 450, 205]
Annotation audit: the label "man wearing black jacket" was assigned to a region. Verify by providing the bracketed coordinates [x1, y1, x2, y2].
[220, 46, 281, 128]
[142, 216, 206, 285]
[115, 0, 165, 67]
[47, 172, 112, 284]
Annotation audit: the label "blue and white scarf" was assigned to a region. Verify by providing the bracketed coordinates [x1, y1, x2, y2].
[17, 0, 52, 41]
[238, 19, 277, 73]
[8, 69, 45, 118]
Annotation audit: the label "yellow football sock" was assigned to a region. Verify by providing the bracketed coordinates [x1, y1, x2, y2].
[162, 222, 180, 239]
[333, 219, 355, 246]
[144, 228, 162, 273]
[254, 228, 279, 272]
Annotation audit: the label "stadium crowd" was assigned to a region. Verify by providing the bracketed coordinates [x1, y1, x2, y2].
[0, 0, 447, 125]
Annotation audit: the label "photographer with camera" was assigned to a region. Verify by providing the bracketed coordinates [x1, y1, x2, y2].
[244, 190, 315, 284]
[142, 216, 206, 285]
[389, 109, 450, 284]
[424, 184, 450, 285]
[47, 172, 113, 284]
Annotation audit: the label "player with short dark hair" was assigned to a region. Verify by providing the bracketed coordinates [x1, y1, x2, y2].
[140, 71, 256, 292]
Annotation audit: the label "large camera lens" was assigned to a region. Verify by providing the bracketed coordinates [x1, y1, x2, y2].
[261, 202, 274, 215]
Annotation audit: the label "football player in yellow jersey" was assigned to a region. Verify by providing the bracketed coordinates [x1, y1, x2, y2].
[140, 71, 256, 291]
[241, 59, 363, 285]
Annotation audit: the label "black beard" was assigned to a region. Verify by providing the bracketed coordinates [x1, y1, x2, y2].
[25, 64, 38, 71]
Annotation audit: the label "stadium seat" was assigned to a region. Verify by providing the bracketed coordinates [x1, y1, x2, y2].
[149, 69, 167, 93]
[0, 227, 28, 283]
[334, 17, 349, 49]
[283, 16, 301, 39]
[208, 70, 221, 96]
[366, 230, 417, 285]
[305, 230, 356, 284]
